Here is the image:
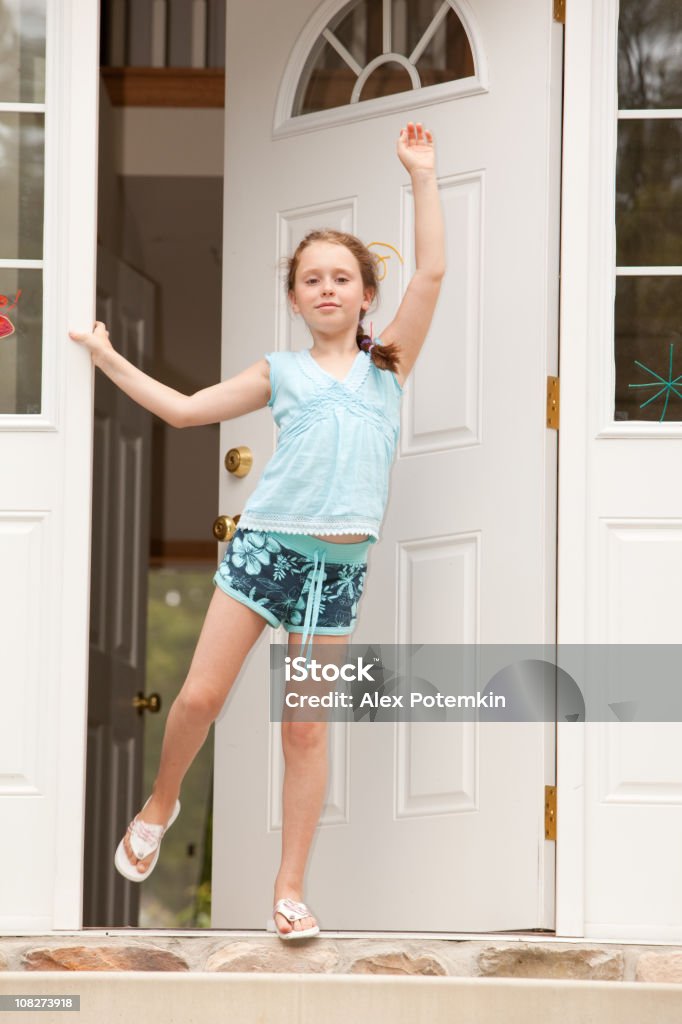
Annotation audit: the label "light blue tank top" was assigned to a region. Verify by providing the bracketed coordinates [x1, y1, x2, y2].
[238, 347, 403, 541]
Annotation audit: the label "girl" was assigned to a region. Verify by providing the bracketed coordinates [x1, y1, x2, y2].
[70, 121, 445, 940]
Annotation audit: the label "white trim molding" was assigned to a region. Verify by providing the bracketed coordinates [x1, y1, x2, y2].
[556, 0, 607, 939]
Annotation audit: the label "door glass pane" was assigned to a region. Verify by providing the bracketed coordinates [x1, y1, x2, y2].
[618, 0, 682, 109]
[415, 6, 475, 88]
[0, 113, 45, 260]
[297, 42, 357, 115]
[616, 119, 682, 267]
[292, 0, 474, 116]
[360, 61, 414, 102]
[333, 0, 383, 67]
[0, 0, 47, 103]
[0, 268, 42, 414]
[614, 277, 682, 422]
[401, 0, 451, 51]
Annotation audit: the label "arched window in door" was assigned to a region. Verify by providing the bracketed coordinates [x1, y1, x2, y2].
[291, 0, 477, 117]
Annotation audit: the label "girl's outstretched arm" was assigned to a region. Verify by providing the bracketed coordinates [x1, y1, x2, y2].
[380, 122, 445, 383]
[69, 322, 271, 426]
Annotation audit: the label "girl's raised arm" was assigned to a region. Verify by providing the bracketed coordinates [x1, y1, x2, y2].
[69, 322, 271, 427]
[380, 122, 445, 383]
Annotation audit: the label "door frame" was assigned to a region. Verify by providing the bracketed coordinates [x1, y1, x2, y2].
[0, 0, 602, 939]
[48, 0, 100, 929]
[66, 0, 589, 936]
[556, 0, 610, 938]
[75, 0, 579, 938]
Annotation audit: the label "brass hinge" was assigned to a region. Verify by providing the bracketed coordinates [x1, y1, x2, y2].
[553, 0, 565, 23]
[545, 785, 557, 840]
[546, 376, 560, 429]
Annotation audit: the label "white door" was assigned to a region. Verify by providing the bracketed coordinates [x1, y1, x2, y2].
[213, 0, 562, 931]
[84, 252, 155, 927]
[0, 0, 99, 930]
[559, 0, 682, 940]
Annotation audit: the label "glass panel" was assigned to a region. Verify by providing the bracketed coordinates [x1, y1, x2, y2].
[297, 42, 357, 115]
[292, 0, 475, 116]
[614, 276, 682, 422]
[415, 7, 474, 87]
[142, 567, 215, 927]
[0, 0, 47, 103]
[360, 61, 414, 102]
[618, 0, 682, 109]
[0, 113, 45, 260]
[333, 0, 383, 68]
[0, 268, 42, 414]
[616, 119, 682, 267]
[400, 0, 451, 54]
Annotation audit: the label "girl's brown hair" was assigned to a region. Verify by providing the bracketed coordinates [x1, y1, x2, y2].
[286, 229, 401, 374]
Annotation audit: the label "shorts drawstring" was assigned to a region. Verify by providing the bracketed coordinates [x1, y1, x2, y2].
[300, 549, 326, 663]
[214, 527, 371, 645]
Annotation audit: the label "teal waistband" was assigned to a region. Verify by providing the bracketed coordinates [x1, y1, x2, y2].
[258, 530, 371, 564]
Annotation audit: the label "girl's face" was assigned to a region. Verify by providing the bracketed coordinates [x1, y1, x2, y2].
[289, 241, 373, 337]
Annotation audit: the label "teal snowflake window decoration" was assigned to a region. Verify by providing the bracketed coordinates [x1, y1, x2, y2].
[628, 342, 682, 422]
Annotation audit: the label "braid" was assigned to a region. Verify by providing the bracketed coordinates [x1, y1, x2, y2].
[355, 315, 402, 373]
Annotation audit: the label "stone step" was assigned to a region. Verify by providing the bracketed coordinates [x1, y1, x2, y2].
[1, 970, 682, 1023]
[1, 933, 682, 982]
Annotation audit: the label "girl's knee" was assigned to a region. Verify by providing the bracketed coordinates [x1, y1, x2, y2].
[281, 719, 327, 753]
[177, 683, 224, 722]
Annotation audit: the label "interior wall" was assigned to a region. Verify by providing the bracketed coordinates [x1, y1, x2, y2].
[97, 84, 120, 253]
[119, 176, 222, 543]
[96, 93, 223, 545]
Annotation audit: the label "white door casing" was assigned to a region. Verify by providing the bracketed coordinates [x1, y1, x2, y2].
[558, 0, 682, 940]
[214, 0, 562, 931]
[0, 0, 99, 931]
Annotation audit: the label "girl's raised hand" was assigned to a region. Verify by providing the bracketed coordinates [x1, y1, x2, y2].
[397, 122, 435, 175]
[69, 320, 114, 365]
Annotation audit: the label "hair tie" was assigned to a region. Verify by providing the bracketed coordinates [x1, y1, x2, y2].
[361, 321, 383, 353]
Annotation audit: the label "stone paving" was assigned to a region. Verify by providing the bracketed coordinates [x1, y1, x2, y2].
[1, 935, 682, 981]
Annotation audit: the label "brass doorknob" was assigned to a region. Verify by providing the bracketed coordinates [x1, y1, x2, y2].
[132, 692, 162, 716]
[212, 513, 241, 542]
[224, 446, 253, 477]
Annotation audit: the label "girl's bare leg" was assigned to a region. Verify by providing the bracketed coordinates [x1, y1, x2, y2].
[121, 587, 267, 874]
[273, 633, 350, 935]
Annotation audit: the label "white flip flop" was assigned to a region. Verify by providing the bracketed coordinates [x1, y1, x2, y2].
[114, 796, 181, 882]
[266, 897, 320, 940]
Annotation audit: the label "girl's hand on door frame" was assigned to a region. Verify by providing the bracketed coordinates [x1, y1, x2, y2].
[69, 320, 114, 366]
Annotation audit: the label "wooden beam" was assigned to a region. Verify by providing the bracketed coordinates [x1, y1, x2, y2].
[101, 67, 225, 107]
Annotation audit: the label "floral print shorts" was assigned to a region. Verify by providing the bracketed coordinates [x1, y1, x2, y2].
[213, 528, 371, 635]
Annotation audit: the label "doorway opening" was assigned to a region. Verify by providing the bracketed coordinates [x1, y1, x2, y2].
[84, 0, 563, 936]
[83, 1, 225, 928]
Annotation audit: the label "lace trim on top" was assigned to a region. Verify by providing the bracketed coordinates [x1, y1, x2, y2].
[237, 510, 379, 540]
